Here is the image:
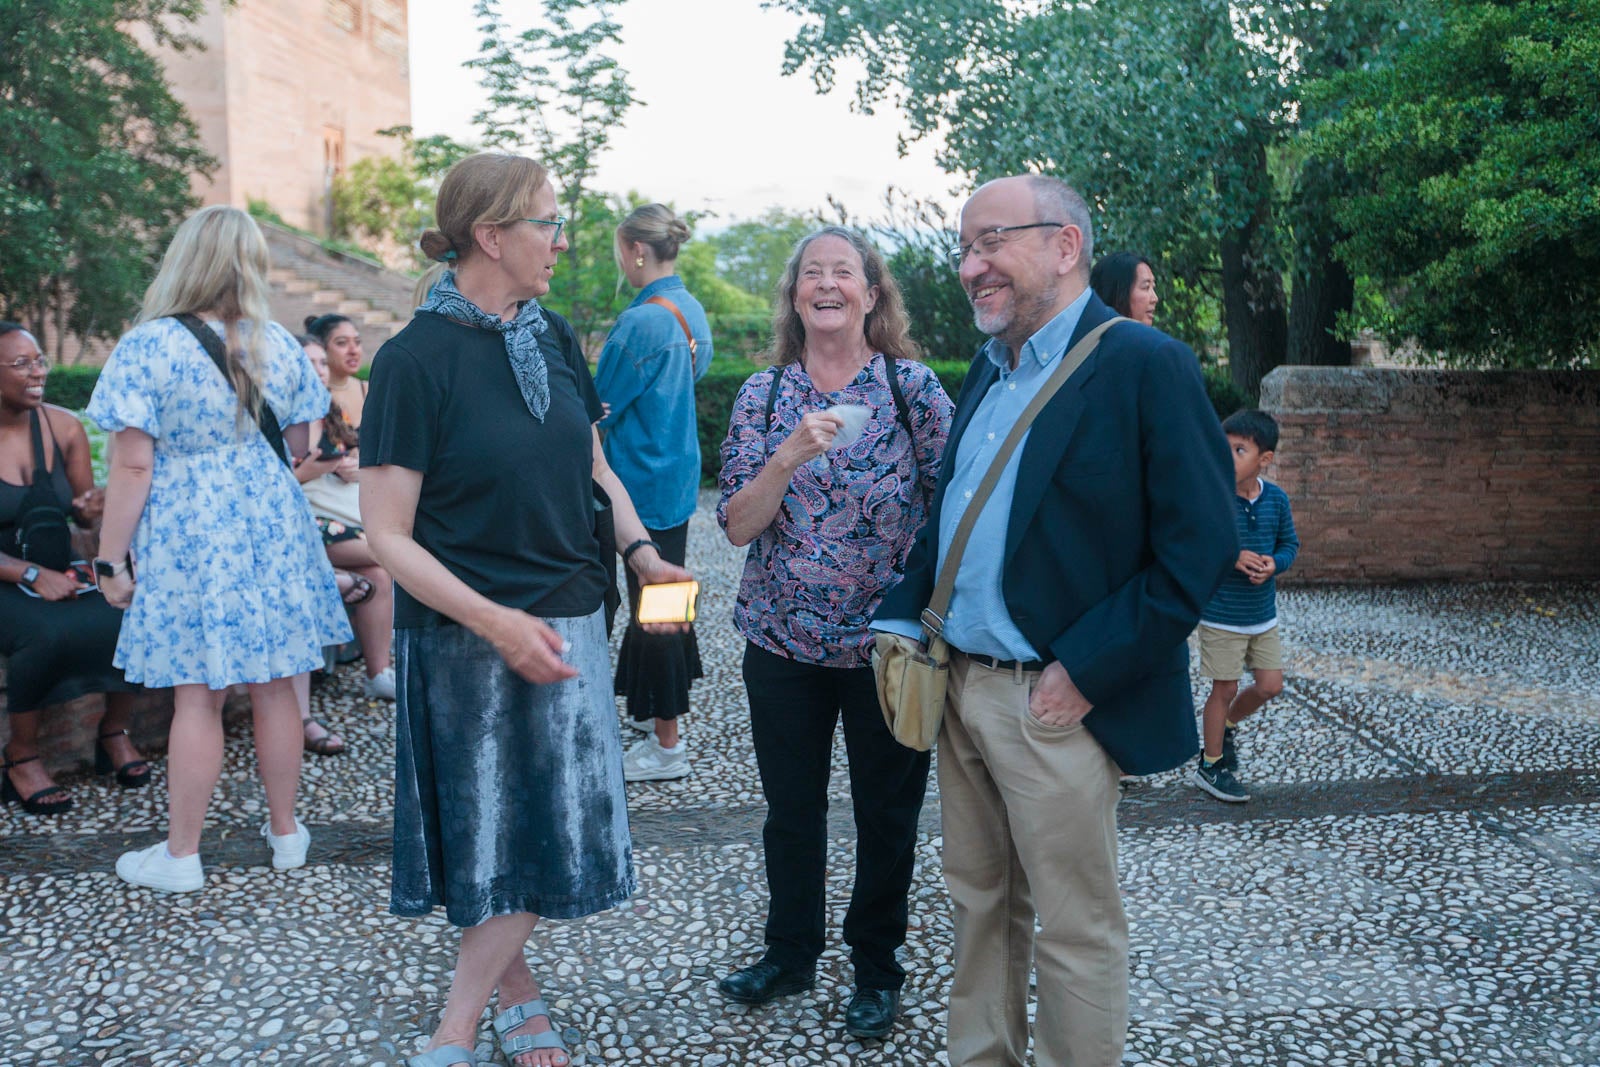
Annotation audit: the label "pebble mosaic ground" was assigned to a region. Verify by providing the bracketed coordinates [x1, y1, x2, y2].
[3, 495, 1597, 1066]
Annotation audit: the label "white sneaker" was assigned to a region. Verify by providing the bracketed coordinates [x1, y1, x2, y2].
[622, 736, 690, 782]
[625, 716, 654, 733]
[363, 666, 396, 701]
[262, 819, 311, 870]
[116, 841, 203, 892]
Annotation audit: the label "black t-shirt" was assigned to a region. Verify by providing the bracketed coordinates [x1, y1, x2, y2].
[362, 309, 606, 628]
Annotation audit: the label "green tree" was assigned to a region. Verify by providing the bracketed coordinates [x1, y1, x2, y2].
[0, 0, 214, 359]
[469, 0, 638, 346]
[773, 0, 1416, 394]
[705, 207, 825, 303]
[329, 126, 475, 268]
[1308, 0, 1600, 368]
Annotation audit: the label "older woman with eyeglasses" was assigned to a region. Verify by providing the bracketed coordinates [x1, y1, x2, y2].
[0, 324, 147, 816]
[361, 152, 695, 1067]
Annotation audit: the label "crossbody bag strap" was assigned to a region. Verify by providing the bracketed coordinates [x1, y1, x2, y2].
[28, 407, 50, 481]
[173, 314, 290, 469]
[920, 317, 1128, 641]
[644, 295, 698, 357]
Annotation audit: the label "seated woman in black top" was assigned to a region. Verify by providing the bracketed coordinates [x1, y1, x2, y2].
[0, 323, 147, 815]
[361, 152, 695, 1067]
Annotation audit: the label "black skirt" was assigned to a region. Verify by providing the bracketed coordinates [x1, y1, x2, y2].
[0, 584, 138, 712]
[613, 521, 703, 722]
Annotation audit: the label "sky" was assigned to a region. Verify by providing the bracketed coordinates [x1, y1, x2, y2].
[406, 0, 961, 227]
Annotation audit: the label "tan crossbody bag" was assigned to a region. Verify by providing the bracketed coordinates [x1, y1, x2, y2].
[872, 317, 1127, 750]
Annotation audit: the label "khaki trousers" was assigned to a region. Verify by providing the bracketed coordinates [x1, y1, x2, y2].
[940, 653, 1128, 1067]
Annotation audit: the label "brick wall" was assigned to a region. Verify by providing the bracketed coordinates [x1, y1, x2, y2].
[1260, 367, 1600, 582]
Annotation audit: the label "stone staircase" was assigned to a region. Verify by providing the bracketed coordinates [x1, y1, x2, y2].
[261, 221, 414, 349]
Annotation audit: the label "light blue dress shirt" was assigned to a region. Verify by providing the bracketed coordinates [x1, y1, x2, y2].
[876, 289, 1091, 660]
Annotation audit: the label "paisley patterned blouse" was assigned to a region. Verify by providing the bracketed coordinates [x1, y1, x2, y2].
[717, 354, 953, 668]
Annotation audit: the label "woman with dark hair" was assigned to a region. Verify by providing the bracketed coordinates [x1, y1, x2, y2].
[89, 204, 352, 891]
[294, 333, 396, 704]
[1090, 251, 1160, 325]
[361, 151, 694, 1067]
[0, 323, 147, 815]
[304, 313, 369, 429]
[594, 203, 712, 782]
[715, 226, 953, 1040]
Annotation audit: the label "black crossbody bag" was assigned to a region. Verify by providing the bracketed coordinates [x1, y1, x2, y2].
[173, 314, 291, 469]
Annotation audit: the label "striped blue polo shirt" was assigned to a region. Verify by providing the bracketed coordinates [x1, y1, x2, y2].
[1201, 477, 1299, 633]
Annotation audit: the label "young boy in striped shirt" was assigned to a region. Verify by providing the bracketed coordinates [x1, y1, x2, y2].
[1191, 410, 1300, 803]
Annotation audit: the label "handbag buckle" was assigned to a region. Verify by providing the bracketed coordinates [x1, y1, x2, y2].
[920, 607, 945, 636]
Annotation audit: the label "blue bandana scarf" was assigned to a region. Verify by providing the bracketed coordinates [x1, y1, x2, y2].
[419, 270, 551, 421]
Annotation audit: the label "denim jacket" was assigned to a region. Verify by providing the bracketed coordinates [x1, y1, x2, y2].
[595, 276, 714, 529]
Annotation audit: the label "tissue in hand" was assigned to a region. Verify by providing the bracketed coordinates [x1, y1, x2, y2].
[825, 403, 872, 450]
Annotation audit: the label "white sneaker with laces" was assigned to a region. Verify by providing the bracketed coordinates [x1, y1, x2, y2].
[622, 736, 690, 782]
[363, 666, 396, 701]
[116, 841, 203, 892]
[262, 819, 311, 870]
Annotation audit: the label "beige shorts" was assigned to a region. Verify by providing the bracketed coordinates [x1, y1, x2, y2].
[1198, 624, 1283, 680]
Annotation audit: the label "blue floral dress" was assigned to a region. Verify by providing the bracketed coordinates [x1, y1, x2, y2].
[87, 318, 353, 689]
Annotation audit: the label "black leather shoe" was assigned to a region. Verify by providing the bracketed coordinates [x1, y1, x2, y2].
[717, 960, 815, 1005]
[845, 988, 900, 1039]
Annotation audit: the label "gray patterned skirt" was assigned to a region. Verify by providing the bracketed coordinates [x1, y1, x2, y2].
[390, 608, 635, 927]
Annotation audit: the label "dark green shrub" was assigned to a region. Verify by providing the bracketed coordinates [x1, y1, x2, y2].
[709, 313, 771, 362]
[1202, 365, 1253, 421]
[44, 366, 101, 410]
[696, 358, 765, 485]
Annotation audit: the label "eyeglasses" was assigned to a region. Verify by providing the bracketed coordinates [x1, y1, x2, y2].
[520, 215, 567, 245]
[947, 222, 1065, 269]
[3, 355, 49, 373]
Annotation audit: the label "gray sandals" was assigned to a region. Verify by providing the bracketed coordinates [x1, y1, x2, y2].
[494, 998, 569, 1063]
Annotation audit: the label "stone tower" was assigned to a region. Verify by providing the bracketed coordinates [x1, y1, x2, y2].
[152, 0, 412, 234]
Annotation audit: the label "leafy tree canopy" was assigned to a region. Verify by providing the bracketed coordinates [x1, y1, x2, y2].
[771, 0, 1416, 393]
[1308, 0, 1600, 368]
[0, 0, 214, 354]
[330, 126, 476, 267]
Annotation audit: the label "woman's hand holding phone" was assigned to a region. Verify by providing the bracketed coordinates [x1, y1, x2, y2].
[629, 549, 697, 634]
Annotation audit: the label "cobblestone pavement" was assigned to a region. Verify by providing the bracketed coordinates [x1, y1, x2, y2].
[4, 496, 1598, 1066]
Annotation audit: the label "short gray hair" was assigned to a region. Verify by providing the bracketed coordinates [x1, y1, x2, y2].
[1028, 175, 1094, 271]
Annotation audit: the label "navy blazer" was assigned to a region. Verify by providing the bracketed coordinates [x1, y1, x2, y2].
[875, 293, 1237, 775]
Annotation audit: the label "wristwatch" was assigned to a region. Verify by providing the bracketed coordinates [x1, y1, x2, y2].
[19, 564, 39, 589]
[93, 556, 131, 579]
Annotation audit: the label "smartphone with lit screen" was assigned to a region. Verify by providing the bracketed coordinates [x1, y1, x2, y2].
[636, 581, 700, 625]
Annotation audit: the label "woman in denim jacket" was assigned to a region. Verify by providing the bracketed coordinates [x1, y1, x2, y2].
[594, 204, 714, 782]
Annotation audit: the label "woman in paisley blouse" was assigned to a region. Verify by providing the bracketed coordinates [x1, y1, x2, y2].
[715, 226, 953, 1040]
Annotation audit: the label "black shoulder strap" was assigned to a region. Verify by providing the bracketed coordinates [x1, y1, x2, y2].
[763, 363, 785, 430]
[28, 407, 49, 479]
[174, 314, 290, 469]
[883, 355, 914, 439]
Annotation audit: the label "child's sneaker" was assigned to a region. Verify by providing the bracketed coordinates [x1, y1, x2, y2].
[1220, 724, 1240, 772]
[1190, 756, 1249, 803]
[622, 736, 690, 782]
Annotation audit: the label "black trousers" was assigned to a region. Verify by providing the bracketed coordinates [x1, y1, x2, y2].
[614, 521, 703, 721]
[742, 641, 932, 990]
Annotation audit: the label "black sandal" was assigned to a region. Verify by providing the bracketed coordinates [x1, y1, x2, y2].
[302, 718, 346, 757]
[1, 750, 74, 815]
[336, 570, 375, 606]
[95, 729, 152, 789]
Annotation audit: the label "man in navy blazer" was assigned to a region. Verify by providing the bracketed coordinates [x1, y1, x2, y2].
[874, 175, 1236, 1066]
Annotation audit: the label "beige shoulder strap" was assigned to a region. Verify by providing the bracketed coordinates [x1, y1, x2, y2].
[920, 317, 1128, 640]
[645, 295, 698, 357]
